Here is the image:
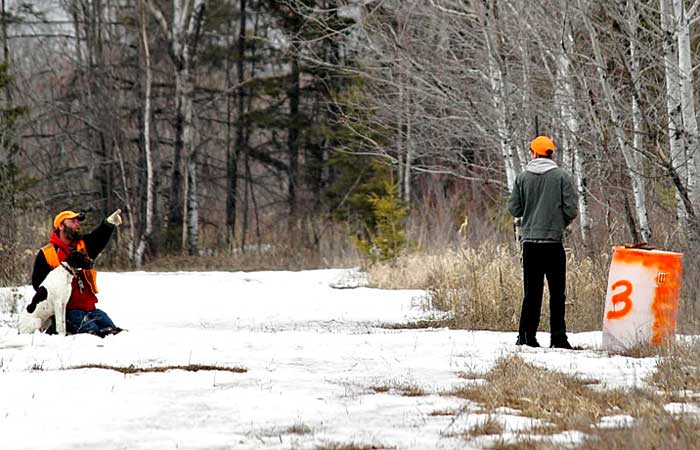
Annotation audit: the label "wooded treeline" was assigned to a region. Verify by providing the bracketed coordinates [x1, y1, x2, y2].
[2, 0, 700, 290]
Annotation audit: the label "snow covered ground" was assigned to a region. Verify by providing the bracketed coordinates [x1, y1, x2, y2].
[0, 269, 664, 449]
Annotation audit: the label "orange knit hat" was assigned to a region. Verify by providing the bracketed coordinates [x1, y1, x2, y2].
[53, 210, 85, 229]
[530, 136, 556, 156]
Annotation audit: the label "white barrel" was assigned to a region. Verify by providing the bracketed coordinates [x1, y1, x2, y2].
[602, 246, 683, 351]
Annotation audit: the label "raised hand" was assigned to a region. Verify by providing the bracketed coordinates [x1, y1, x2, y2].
[106, 209, 123, 226]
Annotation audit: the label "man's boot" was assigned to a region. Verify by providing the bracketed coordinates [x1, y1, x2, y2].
[516, 333, 540, 347]
[550, 334, 573, 349]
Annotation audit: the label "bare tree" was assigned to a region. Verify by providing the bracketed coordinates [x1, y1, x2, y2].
[133, 0, 155, 268]
[480, 0, 518, 192]
[579, 0, 649, 244]
[146, 0, 206, 255]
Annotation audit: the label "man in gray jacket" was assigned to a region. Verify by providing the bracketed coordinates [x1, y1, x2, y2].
[508, 135, 578, 349]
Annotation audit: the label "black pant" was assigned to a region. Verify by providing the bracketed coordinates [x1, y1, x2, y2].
[519, 241, 567, 338]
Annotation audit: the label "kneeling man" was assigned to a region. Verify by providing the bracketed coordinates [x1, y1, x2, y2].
[31, 209, 123, 337]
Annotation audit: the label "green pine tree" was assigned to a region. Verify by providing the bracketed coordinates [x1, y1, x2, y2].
[352, 178, 408, 263]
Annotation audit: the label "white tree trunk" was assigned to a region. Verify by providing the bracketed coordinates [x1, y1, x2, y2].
[482, 2, 517, 192]
[396, 79, 404, 200]
[187, 156, 199, 254]
[516, 27, 530, 171]
[134, 0, 155, 268]
[673, 0, 700, 208]
[628, 0, 650, 242]
[555, 32, 577, 172]
[661, 0, 689, 224]
[404, 87, 412, 204]
[147, 0, 205, 255]
[396, 77, 411, 204]
[555, 22, 591, 246]
[581, 0, 649, 242]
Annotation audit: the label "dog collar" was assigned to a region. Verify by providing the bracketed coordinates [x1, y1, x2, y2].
[60, 261, 80, 278]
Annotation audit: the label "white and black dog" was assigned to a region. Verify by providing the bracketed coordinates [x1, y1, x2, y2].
[18, 251, 94, 335]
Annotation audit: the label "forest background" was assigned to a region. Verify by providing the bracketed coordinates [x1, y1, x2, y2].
[2, 0, 700, 334]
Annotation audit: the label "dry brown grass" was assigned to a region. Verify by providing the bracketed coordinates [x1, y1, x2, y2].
[143, 247, 335, 272]
[446, 355, 665, 433]
[464, 415, 504, 438]
[379, 318, 455, 329]
[68, 364, 247, 374]
[285, 422, 313, 435]
[365, 252, 450, 290]
[0, 216, 51, 285]
[649, 339, 700, 399]
[442, 417, 507, 445]
[369, 243, 608, 332]
[130, 219, 362, 272]
[608, 341, 672, 359]
[456, 370, 485, 381]
[580, 414, 700, 450]
[485, 439, 560, 450]
[369, 381, 427, 397]
[315, 443, 394, 450]
[429, 408, 459, 416]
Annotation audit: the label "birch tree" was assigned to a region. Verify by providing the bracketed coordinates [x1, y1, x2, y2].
[673, 0, 700, 208]
[659, 0, 700, 220]
[626, 0, 650, 242]
[580, 0, 650, 243]
[660, 0, 686, 224]
[555, 14, 591, 247]
[133, 0, 155, 268]
[225, 0, 247, 247]
[480, 0, 518, 192]
[658, 0, 700, 247]
[146, 0, 207, 255]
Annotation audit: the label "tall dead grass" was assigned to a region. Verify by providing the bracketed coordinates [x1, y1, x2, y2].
[442, 345, 700, 449]
[449, 354, 665, 435]
[580, 414, 700, 450]
[649, 339, 700, 399]
[138, 219, 362, 272]
[0, 214, 48, 286]
[368, 242, 608, 332]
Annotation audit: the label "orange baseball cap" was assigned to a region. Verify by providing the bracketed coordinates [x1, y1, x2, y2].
[530, 136, 556, 156]
[53, 210, 85, 229]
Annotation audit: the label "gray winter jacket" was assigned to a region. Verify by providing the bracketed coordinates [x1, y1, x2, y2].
[508, 158, 578, 242]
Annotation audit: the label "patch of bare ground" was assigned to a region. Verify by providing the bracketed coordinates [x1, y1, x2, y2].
[456, 370, 485, 381]
[484, 439, 560, 450]
[68, 364, 247, 374]
[429, 408, 459, 416]
[369, 381, 427, 397]
[285, 422, 313, 435]
[445, 355, 665, 434]
[378, 318, 455, 329]
[315, 443, 395, 450]
[456, 415, 504, 439]
[254, 422, 314, 439]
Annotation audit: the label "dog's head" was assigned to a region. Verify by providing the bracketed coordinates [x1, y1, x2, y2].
[64, 251, 94, 270]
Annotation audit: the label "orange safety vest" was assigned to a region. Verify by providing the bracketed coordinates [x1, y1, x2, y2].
[41, 242, 99, 294]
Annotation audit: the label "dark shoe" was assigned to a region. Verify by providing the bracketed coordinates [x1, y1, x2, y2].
[550, 335, 573, 349]
[516, 334, 540, 347]
[92, 327, 123, 338]
[102, 327, 123, 336]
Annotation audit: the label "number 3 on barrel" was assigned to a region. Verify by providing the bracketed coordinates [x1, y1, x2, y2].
[607, 280, 633, 320]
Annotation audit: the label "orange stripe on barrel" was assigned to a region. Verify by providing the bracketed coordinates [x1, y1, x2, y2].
[613, 247, 682, 345]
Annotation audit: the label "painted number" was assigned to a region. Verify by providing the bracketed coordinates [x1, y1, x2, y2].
[607, 279, 633, 320]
